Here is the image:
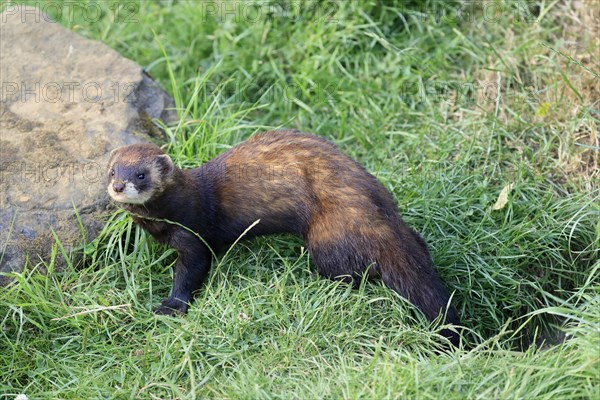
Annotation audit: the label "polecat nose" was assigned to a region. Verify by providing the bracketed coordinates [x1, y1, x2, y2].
[113, 182, 125, 193]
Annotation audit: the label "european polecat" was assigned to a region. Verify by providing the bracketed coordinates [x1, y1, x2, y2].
[107, 130, 460, 345]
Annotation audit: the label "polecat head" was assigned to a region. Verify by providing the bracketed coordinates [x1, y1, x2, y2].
[107, 144, 175, 205]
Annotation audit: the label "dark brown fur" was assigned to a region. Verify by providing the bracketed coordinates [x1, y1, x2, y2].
[107, 130, 461, 345]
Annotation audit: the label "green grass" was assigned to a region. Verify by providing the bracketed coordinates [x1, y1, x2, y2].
[1, 0, 599, 398]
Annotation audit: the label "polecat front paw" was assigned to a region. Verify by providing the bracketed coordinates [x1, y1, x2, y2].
[155, 298, 189, 316]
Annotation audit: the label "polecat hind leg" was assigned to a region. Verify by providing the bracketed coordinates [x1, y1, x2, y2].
[303, 210, 381, 285]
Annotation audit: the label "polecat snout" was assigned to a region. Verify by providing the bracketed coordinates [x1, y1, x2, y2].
[107, 130, 461, 346]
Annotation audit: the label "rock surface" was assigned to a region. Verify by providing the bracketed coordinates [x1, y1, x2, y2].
[0, 7, 177, 283]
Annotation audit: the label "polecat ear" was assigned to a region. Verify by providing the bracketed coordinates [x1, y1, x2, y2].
[155, 154, 175, 177]
[108, 148, 120, 168]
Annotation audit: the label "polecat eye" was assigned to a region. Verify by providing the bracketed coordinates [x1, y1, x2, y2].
[111, 169, 115, 176]
[137, 173, 145, 180]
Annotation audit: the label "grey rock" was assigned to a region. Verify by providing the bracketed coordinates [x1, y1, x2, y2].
[0, 7, 177, 283]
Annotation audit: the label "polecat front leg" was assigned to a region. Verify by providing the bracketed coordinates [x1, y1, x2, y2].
[155, 230, 211, 315]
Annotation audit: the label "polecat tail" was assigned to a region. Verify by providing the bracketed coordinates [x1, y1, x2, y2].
[306, 214, 461, 346]
[377, 229, 461, 346]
